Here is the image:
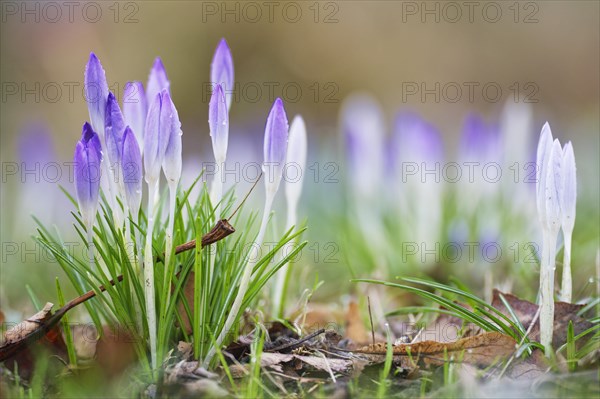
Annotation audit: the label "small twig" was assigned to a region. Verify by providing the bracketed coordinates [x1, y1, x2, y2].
[367, 296, 375, 346]
[264, 329, 326, 353]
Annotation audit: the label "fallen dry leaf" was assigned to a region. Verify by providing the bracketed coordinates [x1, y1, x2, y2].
[345, 301, 369, 344]
[94, 325, 138, 378]
[354, 332, 517, 368]
[491, 290, 593, 349]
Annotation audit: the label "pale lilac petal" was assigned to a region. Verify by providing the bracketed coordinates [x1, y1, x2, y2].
[263, 98, 289, 193]
[545, 138, 563, 231]
[211, 38, 234, 110]
[209, 84, 229, 162]
[121, 126, 143, 214]
[104, 92, 126, 167]
[162, 92, 183, 184]
[536, 122, 554, 225]
[74, 122, 102, 227]
[123, 81, 147, 155]
[84, 53, 109, 140]
[146, 57, 170, 107]
[285, 115, 307, 204]
[560, 142, 576, 231]
[144, 90, 170, 182]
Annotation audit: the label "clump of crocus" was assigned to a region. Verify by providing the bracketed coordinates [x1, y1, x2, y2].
[559, 142, 577, 302]
[205, 98, 289, 366]
[272, 115, 307, 317]
[73, 122, 103, 267]
[535, 122, 579, 355]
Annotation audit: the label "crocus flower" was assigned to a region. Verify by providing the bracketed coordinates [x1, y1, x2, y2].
[263, 98, 289, 195]
[121, 126, 143, 217]
[144, 90, 172, 185]
[341, 94, 385, 200]
[123, 82, 147, 155]
[74, 123, 103, 268]
[211, 38, 234, 110]
[161, 92, 183, 271]
[74, 122, 103, 230]
[536, 123, 563, 356]
[146, 57, 170, 109]
[208, 84, 229, 217]
[84, 53, 109, 140]
[560, 142, 577, 302]
[284, 115, 307, 229]
[105, 92, 126, 172]
[206, 98, 289, 367]
[273, 114, 307, 317]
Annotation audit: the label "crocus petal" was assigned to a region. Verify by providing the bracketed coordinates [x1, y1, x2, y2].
[121, 126, 143, 214]
[263, 98, 289, 194]
[545, 139, 563, 231]
[84, 53, 109, 140]
[285, 115, 307, 205]
[209, 84, 229, 163]
[144, 90, 170, 183]
[146, 57, 170, 107]
[162, 92, 183, 184]
[459, 113, 500, 163]
[104, 92, 126, 167]
[123, 82, 147, 154]
[211, 38, 234, 110]
[74, 122, 103, 227]
[393, 111, 443, 164]
[560, 142, 576, 232]
[536, 122, 554, 225]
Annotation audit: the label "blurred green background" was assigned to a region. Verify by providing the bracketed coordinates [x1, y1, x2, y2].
[1, 1, 598, 314]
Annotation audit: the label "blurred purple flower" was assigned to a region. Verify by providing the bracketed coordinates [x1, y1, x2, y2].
[393, 111, 443, 165]
[84, 53, 109, 140]
[121, 126, 143, 215]
[146, 57, 170, 108]
[459, 113, 500, 164]
[18, 123, 55, 167]
[74, 122, 103, 228]
[263, 98, 289, 194]
[123, 81, 147, 155]
[211, 38, 234, 110]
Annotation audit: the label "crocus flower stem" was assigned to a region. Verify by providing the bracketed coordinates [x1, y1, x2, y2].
[561, 233, 573, 303]
[164, 180, 178, 281]
[540, 229, 558, 355]
[143, 178, 159, 371]
[203, 192, 275, 367]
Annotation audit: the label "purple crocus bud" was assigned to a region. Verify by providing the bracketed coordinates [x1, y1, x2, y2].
[545, 138, 563, 232]
[121, 126, 143, 215]
[144, 90, 171, 183]
[104, 92, 126, 169]
[162, 92, 183, 185]
[263, 98, 289, 194]
[209, 84, 229, 163]
[123, 82, 147, 154]
[535, 122, 554, 227]
[211, 38, 234, 110]
[560, 142, 576, 232]
[146, 57, 170, 108]
[74, 122, 103, 228]
[84, 53, 109, 140]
